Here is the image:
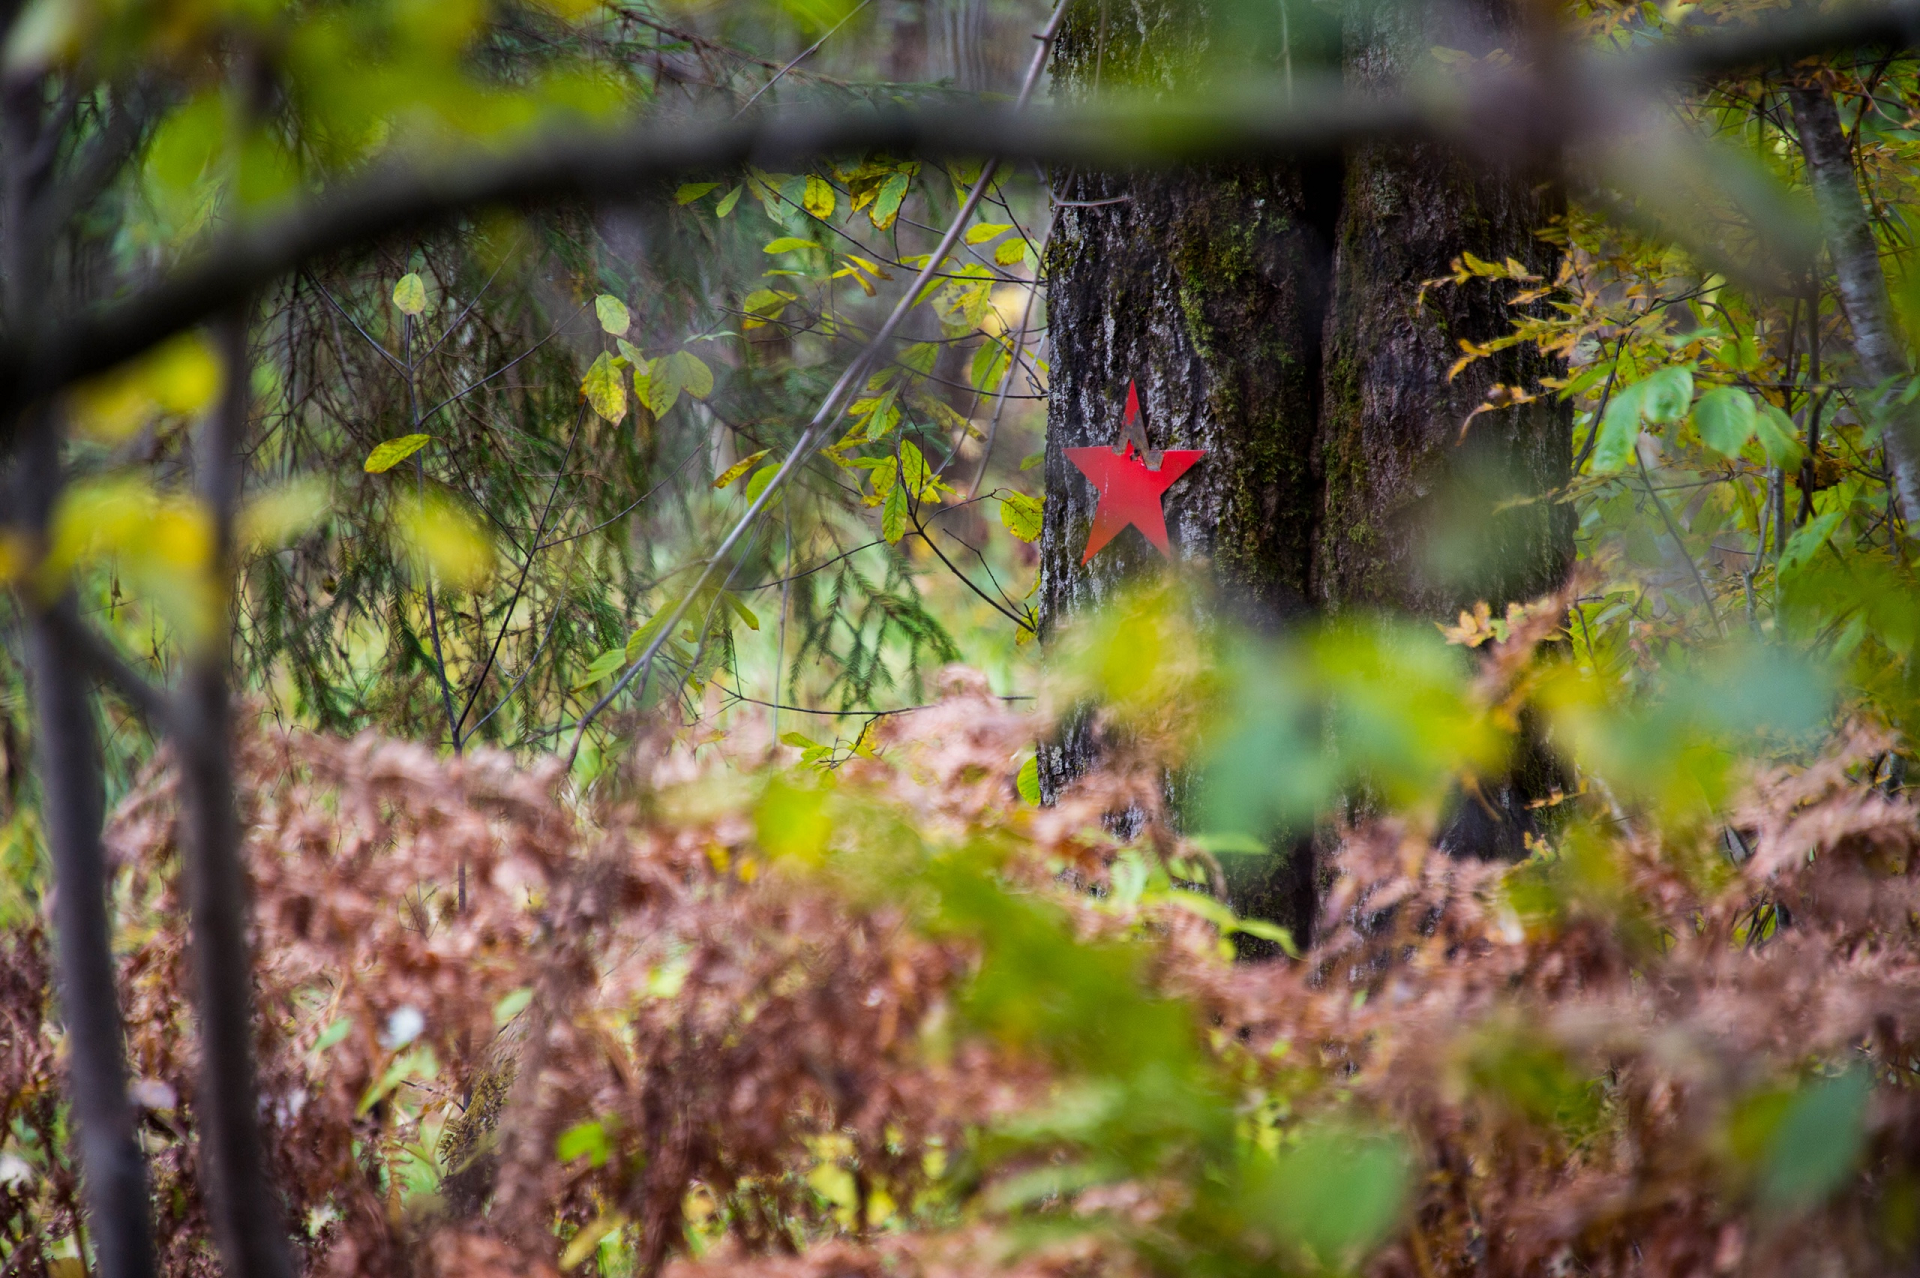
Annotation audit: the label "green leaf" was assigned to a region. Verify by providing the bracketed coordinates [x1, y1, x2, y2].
[763, 236, 815, 254]
[741, 288, 796, 328]
[356, 1046, 435, 1117]
[856, 388, 900, 441]
[1015, 755, 1041, 805]
[802, 174, 836, 220]
[1693, 386, 1757, 457]
[965, 222, 1013, 244]
[999, 491, 1043, 542]
[1640, 365, 1694, 423]
[900, 438, 935, 499]
[1233, 917, 1301, 957]
[492, 988, 532, 1025]
[881, 482, 908, 544]
[391, 272, 427, 316]
[581, 351, 628, 422]
[724, 592, 760, 630]
[1760, 1068, 1870, 1209]
[556, 1119, 612, 1167]
[595, 294, 631, 336]
[670, 350, 714, 399]
[715, 185, 742, 218]
[363, 433, 431, 474]
[1778, 509, 1842, 576]
[1591, 386, 1645, 473]
[1756, 403, 1806, 468]
[744, 464, 779, 506]
[971, 338, 1010, 394]
[646, 356, 682, 417]
[570, 646, 628, 692]
[870, 171, 910, 230]
[675, 181, 719, 204]
[714, 448, 771, 489]
[313, 1017, 352, 1053]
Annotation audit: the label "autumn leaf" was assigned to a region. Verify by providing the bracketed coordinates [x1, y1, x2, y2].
[581, 351, 628, 422]
[999, 491, 1043, 542]
[870, 170, 909, 229]
[391, 272, 427, 316]
[881, 482, 907, 543]
[595, 294, 631, 336]
[803, 174, 836, 220]
[364, 434, 431, 473]
[714, 449, 771, 489]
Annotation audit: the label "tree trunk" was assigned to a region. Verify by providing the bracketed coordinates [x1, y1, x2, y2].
[1788, 79, 1920, 524]
[1036, 0, 1572, 936]
[177, 312, 294, 1278]
[16, 410, 158, 1278]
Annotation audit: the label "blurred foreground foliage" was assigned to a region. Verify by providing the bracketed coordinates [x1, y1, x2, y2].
[3, 586, 1918, 1278]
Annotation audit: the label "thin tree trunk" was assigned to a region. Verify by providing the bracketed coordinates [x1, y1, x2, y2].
[6, 54, 159, 1278]
[16, 410, 158, 1278]
[177, 309, 293, 1278]
[1788, 79, 1920, 524]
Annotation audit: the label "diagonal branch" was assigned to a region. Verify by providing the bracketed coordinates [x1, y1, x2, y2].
[44, 606, 174, 729]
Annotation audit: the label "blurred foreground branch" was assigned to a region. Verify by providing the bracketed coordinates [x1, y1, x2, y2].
[3, 1, 1919, 423]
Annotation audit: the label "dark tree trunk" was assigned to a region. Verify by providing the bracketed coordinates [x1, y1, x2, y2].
[16, 412, 158, 1278]
[1036, 0, 1573, 937]
[1317, 1, 1570, 616]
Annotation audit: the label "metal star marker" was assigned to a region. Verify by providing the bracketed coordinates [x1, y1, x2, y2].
[1064, 382, 1205, 563]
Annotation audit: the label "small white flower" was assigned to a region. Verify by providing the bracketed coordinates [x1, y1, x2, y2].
[381, 1005, 425, 1049]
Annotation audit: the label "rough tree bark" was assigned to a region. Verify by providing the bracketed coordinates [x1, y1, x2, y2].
[1036, 0, 1572, 940]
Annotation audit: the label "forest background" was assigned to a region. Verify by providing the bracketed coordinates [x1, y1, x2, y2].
[4, 0, 1920, 1277]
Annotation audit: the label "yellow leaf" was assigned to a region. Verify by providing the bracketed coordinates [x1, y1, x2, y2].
[45, 477, 219, 644]
[999, 491, 1043, 542]
[581, 351, 627, 422]
[395, 491, 493, 590]
[67, 333, 223, 443]
[595, 293, 631, 336]
[364, 434, 431, 473]
[238, 479, 329, 550]
[391, 272, 427, 316]
[558, 1215, 627, 1271]
[803, 174, 836, 220]
[965, 222, 1013, 244]
[994, 238, 1028, 266]
[713, 448, 770, 489]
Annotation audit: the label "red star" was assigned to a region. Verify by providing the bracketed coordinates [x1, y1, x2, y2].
[1064, 383, 1204, 563]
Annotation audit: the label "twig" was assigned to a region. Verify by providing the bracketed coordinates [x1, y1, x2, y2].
[46, 606, 174, 729]
[562, 0, 1074, 770]
[453, 400, 585, 744]
[734, 0, 874, 117]
[1637, 444, 1725, 636]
